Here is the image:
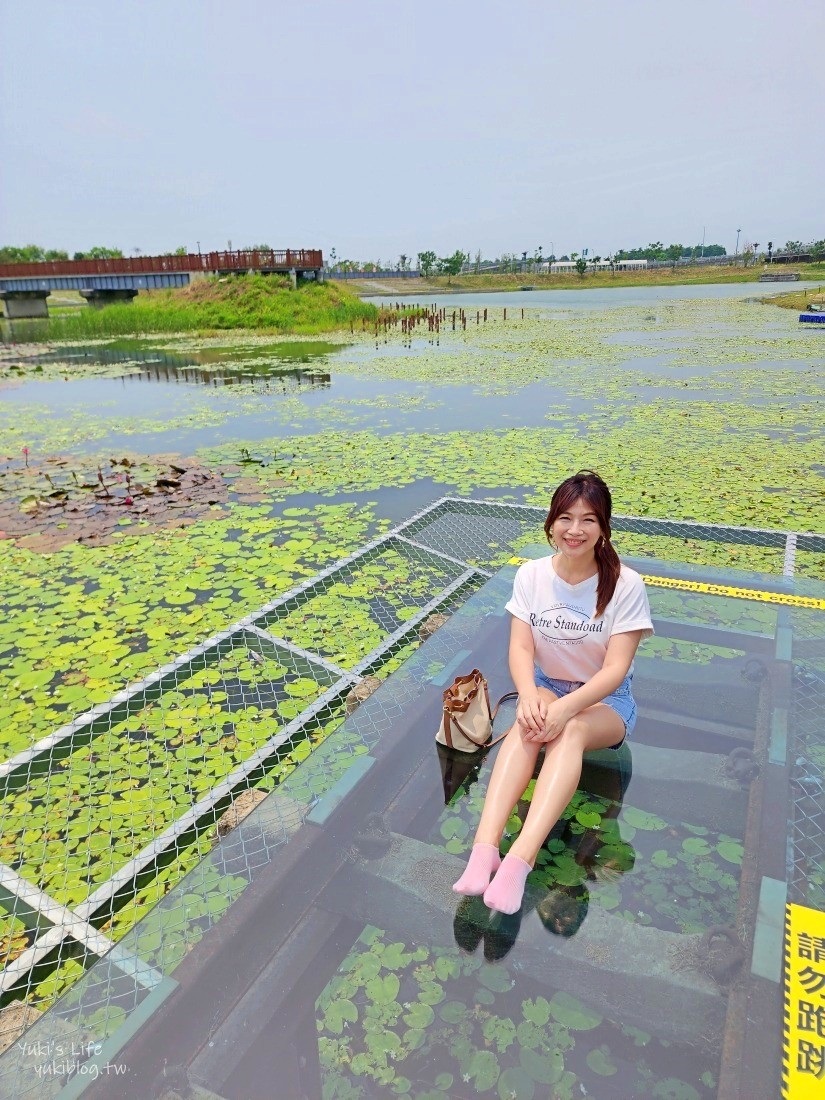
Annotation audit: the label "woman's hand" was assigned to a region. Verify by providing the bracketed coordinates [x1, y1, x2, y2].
[516, 691, 547, 737]
[524, 697, 574, 743]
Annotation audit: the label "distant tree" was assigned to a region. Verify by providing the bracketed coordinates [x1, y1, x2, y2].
[785, 241, 804, 255]
[417, 250, 437, 277]
[574, 257, 588, 278]
[810, 240, 825, 262]
[44, 249, 69, 261]
[559, 254, 570, 262]
[174, 246, 187, 255]
[0, 244, 46, 263]
[73, 246, 124, 260]
[665, 244, 683, 270]
[474, 249, 482, 274]
[398, 254, 408, 272]
[437, 250, 468, 281]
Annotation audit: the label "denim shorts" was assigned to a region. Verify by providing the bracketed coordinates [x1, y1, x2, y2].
[533, 668, 636, 749]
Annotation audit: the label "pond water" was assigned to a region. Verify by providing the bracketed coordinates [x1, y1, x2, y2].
[1, 284, 823, 456]
[363, 279, 825, 310]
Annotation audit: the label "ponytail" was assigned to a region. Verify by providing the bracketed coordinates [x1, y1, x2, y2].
[593, 532, 621, 617]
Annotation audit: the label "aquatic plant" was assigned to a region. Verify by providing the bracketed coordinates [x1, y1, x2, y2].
[315, 926, 715, 1098]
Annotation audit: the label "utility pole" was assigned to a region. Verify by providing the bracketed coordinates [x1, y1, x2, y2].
[735, 228, 741, 264]
[701, 227, 705, 259]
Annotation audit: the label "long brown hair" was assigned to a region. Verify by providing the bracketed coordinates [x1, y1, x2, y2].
[543, 470, 621, 617]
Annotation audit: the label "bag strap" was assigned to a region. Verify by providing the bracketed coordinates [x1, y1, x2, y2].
[444, 690, 519, 752]
[486, 691, 519, 748]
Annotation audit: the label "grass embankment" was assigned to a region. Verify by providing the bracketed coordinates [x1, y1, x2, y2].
[761, 285, 825, 310]
[345, 263, 825, 295]
[31, 275, 379, 340]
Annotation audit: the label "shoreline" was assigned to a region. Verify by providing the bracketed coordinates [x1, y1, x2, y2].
[338, 264, 825, 297]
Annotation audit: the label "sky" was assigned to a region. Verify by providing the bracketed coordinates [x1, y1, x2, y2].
[1, 0, 823, 263]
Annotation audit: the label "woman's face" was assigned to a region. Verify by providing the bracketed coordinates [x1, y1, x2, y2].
[550, 496, 603, 558]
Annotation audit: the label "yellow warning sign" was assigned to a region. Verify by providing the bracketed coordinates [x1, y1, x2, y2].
[784, 902, 825, 1097]
[505, 559, 825, 610]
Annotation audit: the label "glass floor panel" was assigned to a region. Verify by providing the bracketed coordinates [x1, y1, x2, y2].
[0, 556, 822, 1100]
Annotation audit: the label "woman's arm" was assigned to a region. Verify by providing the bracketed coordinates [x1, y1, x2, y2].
[509, 616, 547, 734]
[524, 629, 644, 742]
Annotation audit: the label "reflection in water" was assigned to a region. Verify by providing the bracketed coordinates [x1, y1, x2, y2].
[123, 362, 331, 390]
[454, 895, 523, 960]
[2, 342, 337, 389]
[452, 745, 635, 957]
[538, 747, 635, 940]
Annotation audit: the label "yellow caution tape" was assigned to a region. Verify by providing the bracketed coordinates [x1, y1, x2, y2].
[506, 558, 825, 610]
[784, 902, 825, 1097]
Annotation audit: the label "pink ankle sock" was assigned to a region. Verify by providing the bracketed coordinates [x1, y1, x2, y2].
[483, 853, 532, 914]
[452, 843, 501, 895]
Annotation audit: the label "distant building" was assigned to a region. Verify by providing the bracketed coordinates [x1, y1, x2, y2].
[538, 259, 648, 272]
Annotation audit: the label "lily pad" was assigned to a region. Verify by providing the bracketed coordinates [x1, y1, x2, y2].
[548, 991, 602, 1030]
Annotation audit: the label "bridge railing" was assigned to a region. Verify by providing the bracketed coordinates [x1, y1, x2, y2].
[0, 250, 324, 279]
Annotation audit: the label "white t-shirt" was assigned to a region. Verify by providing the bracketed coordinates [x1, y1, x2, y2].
[505, 556, 654, 681]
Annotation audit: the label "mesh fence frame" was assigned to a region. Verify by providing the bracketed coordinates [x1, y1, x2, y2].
[0, 494, 822, 1059]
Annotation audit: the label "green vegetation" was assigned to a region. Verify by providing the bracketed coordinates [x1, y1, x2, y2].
[15, 275, 379, 340]
[357, 262, 825, 293]
[762, 285, 825, 311]
[0, 244, 122, 263]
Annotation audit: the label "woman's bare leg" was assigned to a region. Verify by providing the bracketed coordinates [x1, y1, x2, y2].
[506, 703, 625, 868]
[452, 691, 554, 896]
[472, 704, 554, 847]
[482, 703, 625, 913]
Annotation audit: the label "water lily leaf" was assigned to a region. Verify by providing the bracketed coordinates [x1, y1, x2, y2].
[402, 1002, 434, 1029]
[717, 839, 744, 864]
[651, 1078, 701, 1100]
[381, 942, 412, 970]
[521, 996, 551, 1026]
[468, 1049, 499, 1090]
[548, 991, 601, 1030]
[366, 974, 399, 1004]
[682, 837, 711, 855]
[520, 1046, 564, 1084]
[418, 981, 445, 1005]
[576, 809, 602, 828]
[499, 1067, 536, 1099]
[440, 817, 469, 841]
[651, 849, 678, 869]
[621, 806, 667, 830]
[402, 1028, 426, 1050]
[434, 955, 459, 981]
[586, 1046, 617, 1076]
[478, 965, 513, 992]
[439, 1001, 467, 1024]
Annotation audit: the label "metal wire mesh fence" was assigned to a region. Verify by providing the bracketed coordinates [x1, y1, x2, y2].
[0, 495, 822, 1077]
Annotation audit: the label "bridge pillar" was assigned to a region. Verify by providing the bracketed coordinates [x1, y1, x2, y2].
[288, 268, 297, 290]
[316, 268, 325, 283]
[0, 290, 50, 319]
[79, 288, 139, 309]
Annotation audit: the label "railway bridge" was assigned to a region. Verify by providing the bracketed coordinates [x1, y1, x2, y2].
[0, 249, 324, 318]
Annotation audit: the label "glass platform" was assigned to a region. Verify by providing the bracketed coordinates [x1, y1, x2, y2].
[0, 538, 823, 1100]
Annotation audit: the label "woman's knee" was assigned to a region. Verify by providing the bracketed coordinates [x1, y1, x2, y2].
[559, 717, 590, 751]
